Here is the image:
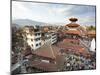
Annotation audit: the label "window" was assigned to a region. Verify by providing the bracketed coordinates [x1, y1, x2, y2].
[35, 38, 40, 41]
[35, 38, 38, 41]
[36, 44, 38, 46]
[52, 37, 56, 39]
[38, 33, 40, 35]
[31, 39, 33, 41]
[38, 38, 40, 40]
[35, 33, 37, 36]
[31, 44, 33, 47]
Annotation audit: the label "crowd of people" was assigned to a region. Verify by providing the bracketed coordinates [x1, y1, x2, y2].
[64, 53, 96, 71]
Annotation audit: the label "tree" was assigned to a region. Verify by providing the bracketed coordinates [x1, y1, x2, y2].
[12, 27, 29, 63]
[87, 25, 96, 31]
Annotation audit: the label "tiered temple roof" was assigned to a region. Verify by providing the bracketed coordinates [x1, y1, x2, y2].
[65, 18, 81, 35]
[66, 18, 80, 28]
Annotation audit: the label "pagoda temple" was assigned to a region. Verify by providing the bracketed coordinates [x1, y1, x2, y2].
[65, 18, 81, 39]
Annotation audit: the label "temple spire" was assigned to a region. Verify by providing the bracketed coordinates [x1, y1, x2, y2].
[69, 18, 78, 22]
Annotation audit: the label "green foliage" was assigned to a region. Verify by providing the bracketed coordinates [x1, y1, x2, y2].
[87, 25, 96, 31]
[12, 27, 27, 53]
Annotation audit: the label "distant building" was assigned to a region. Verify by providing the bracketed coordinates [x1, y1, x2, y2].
[41, 31, 57, 45]
[23, 26, 42, 51]
[50, 31, 57, 44]
[41, 31, 51, 45]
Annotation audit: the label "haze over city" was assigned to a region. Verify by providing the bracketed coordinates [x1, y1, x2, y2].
[12, 1, 96, 26]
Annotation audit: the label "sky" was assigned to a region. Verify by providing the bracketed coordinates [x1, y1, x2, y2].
[12, 1, 96, 26]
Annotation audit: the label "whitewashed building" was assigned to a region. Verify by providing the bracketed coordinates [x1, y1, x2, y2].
[90, 38, 96, 52]
[41, 31, 57, 45]
[23, 26, 42, 51]
[50, 32, 57, 44]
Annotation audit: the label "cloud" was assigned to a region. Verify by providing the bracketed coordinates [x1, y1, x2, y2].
[12, 1, 96, 26]
[68, 5, 95, 15]
[78, 16, 95, 25]
[12, 1, 33, 19]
